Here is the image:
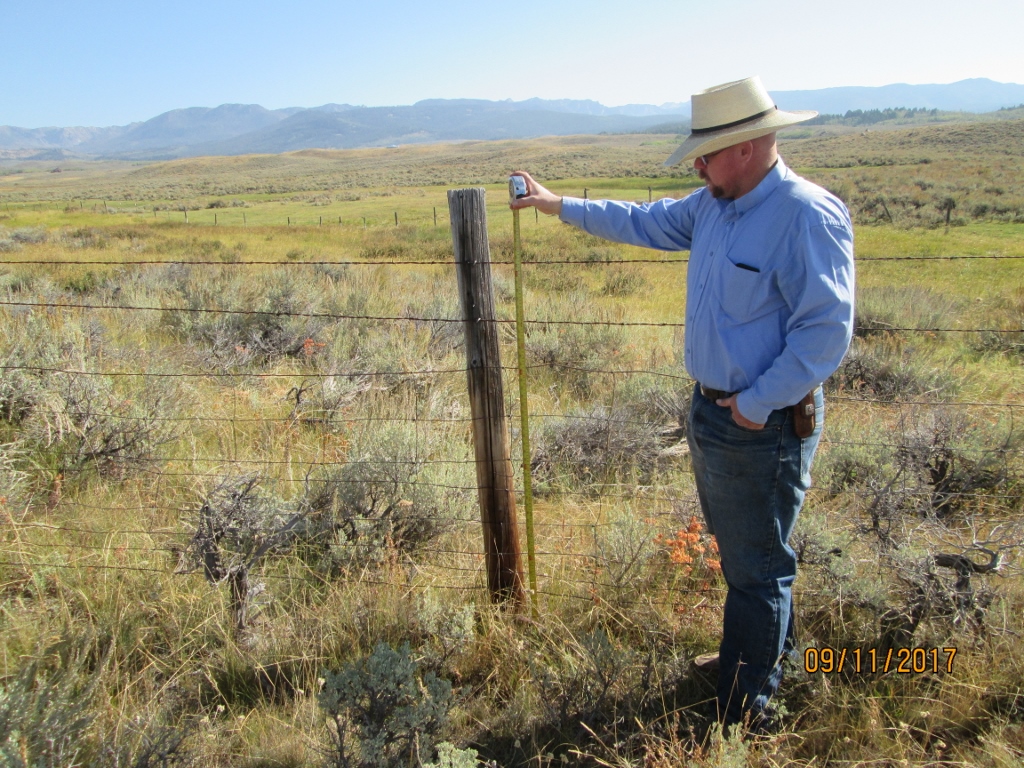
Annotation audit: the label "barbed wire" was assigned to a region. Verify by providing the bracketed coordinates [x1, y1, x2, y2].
[2, 233, 1022, 617]
[2, 254, 1024, 267]
[27, 436, 1024, 470]
[8, 482, 1019, 545]
[0, 556, 734, 606]
[0, 363, 466, 379]
[2, 297, 1019, 334]
[19, 405, 1022, 430]
[4, 360, 1024, 412]
[14, 546, 1006, 607]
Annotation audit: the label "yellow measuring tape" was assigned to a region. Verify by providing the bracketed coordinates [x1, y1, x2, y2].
[510, 179, 538, 614]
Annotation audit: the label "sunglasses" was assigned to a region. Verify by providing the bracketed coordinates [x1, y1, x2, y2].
[697, 148, 725, 167]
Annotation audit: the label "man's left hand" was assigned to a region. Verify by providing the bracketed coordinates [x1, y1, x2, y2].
[716, 395, 765, 430]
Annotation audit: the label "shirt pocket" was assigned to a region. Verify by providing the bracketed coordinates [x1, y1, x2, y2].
[714, 258, 785, 325]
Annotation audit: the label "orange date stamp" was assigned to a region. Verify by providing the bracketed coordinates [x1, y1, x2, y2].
[804, 646, 957, 675]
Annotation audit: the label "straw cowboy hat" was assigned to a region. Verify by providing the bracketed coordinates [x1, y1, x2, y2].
[665, 76, 817, 166]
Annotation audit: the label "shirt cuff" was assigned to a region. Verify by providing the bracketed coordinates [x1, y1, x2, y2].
[736, 391, 772, 426]
[559, 197, 586, 226]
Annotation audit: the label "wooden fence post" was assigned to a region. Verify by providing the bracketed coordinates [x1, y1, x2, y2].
[448, 187, 526, 608]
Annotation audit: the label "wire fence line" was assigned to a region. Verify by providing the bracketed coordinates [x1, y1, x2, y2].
[2, 241, 1022, 616]
[0, 555, 728, 609]
[0, 297, 1020, 334]
[6, 405, 1024, 428]
[3, 358, 1024, 409]
[3, 254, 1024, 267]
[9, 483, 1021, 543]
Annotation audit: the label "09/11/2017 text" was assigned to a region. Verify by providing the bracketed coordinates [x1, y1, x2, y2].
[804, 647, 957, 675]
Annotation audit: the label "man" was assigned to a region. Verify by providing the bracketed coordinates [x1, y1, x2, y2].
[511, 76, 855, 729]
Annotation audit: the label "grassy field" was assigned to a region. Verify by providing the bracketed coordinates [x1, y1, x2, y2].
[1, 120, 1023, 767]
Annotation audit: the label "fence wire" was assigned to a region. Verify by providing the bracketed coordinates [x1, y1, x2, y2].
[1, 241, 1021, 618]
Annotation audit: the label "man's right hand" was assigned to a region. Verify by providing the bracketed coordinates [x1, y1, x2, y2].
[509, 170, 563, 217]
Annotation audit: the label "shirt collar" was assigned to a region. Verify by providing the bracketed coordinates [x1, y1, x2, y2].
[731, 156, 787, 217]
[716, 156, 786, 221]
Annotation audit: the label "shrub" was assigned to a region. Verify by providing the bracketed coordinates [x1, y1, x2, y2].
[0, 444, 30, 521]
[525, 294, 628, 398]
[413, 592, 476, 671]
[894, 408, 1019, 519]
[60, 228, 109, 249]
[615, 372, 691, 431]
[826, 342, 958, 401]
[10, 227, 48, 245]
[817, 432, 891, 497]
[592, 509, 660, 606]
[318, 642, 457, 768]
[0, 312, 175, 479]
[0, 312, 92, 425]
[531, 405, 661, 494]
[853, 285, 960, 339]
[163, 266, 335, 364]
[182, 474, 295, 631]
[404, 291, 463, 360]
[299, 422, 473, 572]
[533, 628, 640, 733]
[0, 638, 99, 768]
[287, 375, 372, 430]
[184, 474, 293, 577]
[600, 266, 651, 297]
[971, 287, 1024, 360]
[22, 372, 179, 480]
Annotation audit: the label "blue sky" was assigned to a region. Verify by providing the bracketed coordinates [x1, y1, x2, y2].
[3, 0, 1022, 127]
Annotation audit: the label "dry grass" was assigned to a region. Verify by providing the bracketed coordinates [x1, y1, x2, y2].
[1, 123, 1023, 766]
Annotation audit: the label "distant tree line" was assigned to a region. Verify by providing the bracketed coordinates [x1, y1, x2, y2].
[639, 106, 956, 135]
[640, 121, 691, 135]
[805, 108, 941, 126]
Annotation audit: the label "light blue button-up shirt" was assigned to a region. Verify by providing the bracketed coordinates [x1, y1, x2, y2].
[559, 158, 855, 424]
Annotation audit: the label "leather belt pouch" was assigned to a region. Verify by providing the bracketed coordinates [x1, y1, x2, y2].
[792, 391, 816, 438]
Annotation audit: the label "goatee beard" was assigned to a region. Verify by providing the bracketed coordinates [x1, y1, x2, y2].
[699, 169, 726, 199]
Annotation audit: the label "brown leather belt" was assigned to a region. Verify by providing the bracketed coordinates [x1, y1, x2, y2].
[700, 383, 822, 438]
[700, 385, 735, 401]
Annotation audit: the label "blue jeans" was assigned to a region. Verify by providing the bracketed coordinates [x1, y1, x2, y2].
[686, 384, 824, 726]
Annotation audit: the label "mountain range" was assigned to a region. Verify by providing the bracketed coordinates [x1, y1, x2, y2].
[3, 78, 1022, 161]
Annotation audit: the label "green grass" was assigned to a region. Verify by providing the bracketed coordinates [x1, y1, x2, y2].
[1, 124, 1023, 767]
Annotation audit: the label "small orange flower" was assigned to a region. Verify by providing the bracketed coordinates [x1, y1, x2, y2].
[302, 337, 326, 357]
[662, 516, 721, 577]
